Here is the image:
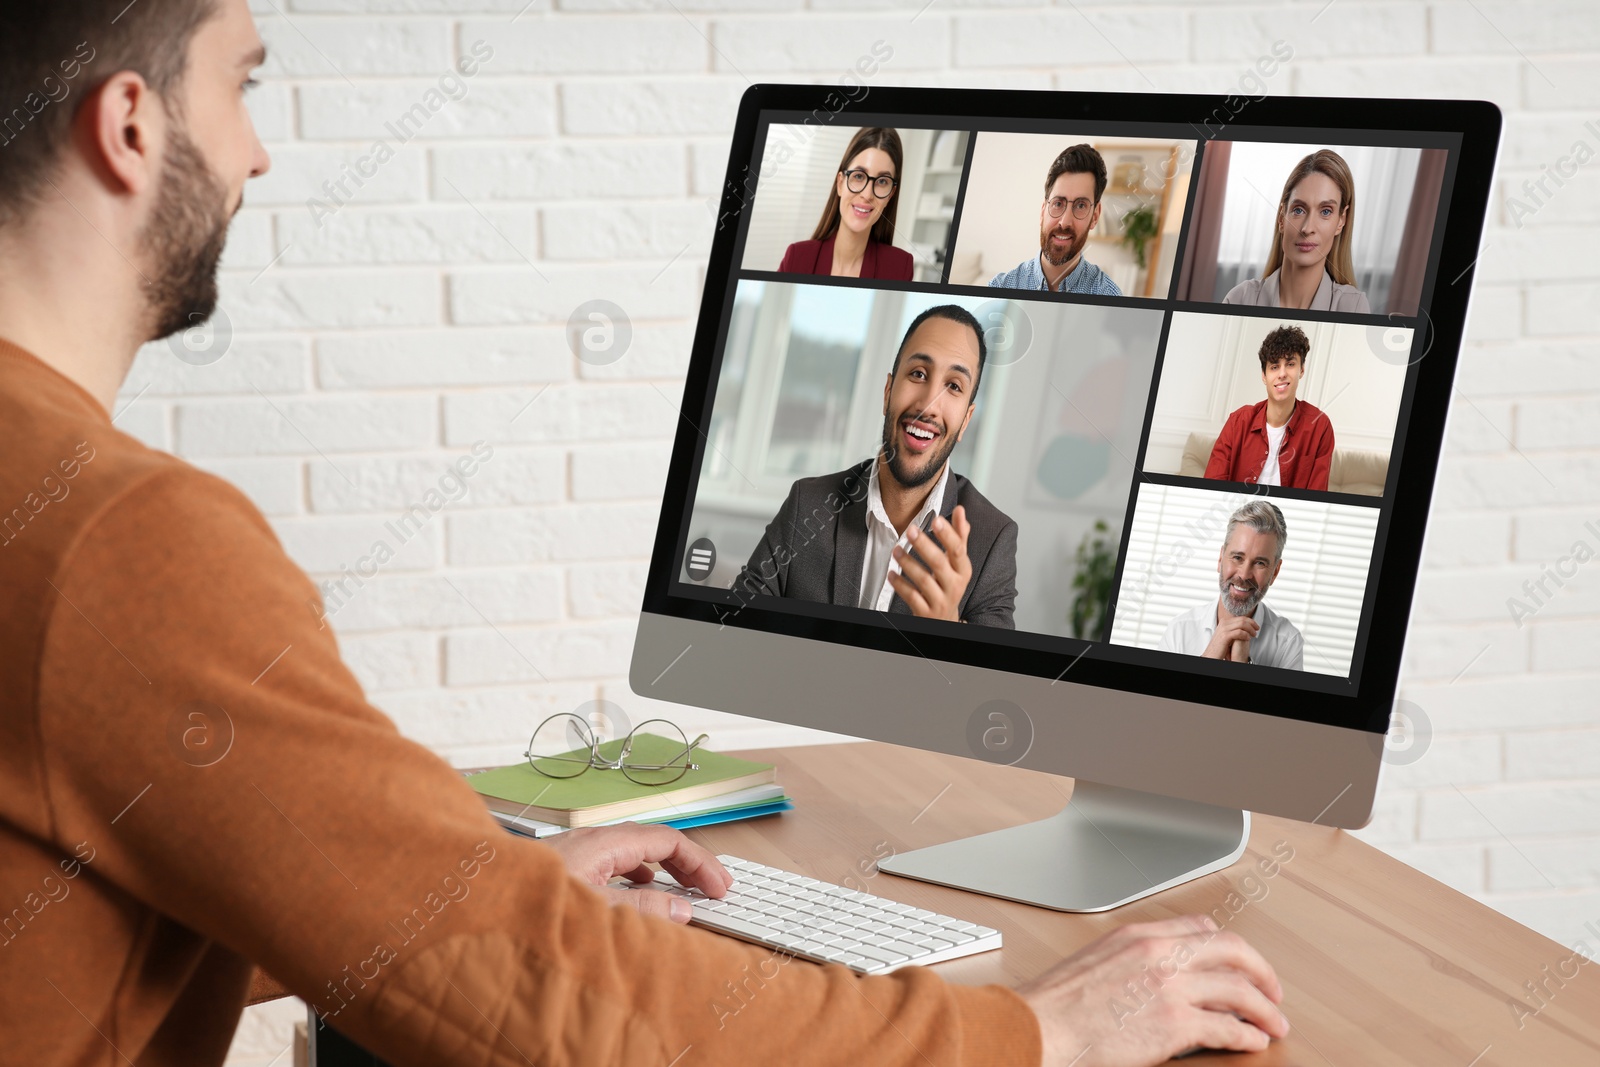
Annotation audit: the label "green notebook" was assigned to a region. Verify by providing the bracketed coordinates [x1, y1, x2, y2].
[465, 733, 777, 827]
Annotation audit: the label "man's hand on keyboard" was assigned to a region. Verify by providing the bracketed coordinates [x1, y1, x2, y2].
[542, 823, 733, 923]
[1016, 914, 1289, 1067]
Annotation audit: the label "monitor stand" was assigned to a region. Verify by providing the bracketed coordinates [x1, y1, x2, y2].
[876, 780, 1250, 912]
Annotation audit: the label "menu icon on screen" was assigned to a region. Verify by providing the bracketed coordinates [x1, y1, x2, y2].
[686, 538, 716, 581]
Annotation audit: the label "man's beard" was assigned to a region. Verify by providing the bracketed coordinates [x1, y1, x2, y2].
[1039, 222, 1082, 267]
[138, 121, 231, 343]
[1218, 574, 1266, 617]
[880, 406, 959, 490]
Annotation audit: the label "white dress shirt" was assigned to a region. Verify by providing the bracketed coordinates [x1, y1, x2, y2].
[1157, 598, 1304, 670]
[858, 460, 951, 612]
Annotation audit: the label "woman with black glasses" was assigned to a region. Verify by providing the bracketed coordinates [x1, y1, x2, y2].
[778, 127, 915, 281]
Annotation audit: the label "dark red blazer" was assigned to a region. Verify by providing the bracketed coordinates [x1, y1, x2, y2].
[777, 235, 914, 281]
[1203, 399, 1335, 491]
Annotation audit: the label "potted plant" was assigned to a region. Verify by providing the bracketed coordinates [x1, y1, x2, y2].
[1070, 519, 1115, 641]
[1120, 204, 1158, 269]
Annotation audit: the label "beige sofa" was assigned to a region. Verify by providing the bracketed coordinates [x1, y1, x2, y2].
[1179, 431, 1388, 496]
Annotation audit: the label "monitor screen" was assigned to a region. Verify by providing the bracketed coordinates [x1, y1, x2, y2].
[642, 88, 1491, 742]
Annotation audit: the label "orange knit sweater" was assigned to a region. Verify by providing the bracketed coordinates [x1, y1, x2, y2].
[0, 338, 1042, 1066]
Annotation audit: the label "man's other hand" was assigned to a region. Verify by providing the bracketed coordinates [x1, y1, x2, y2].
[542, 823, 733, 923]
[890, 505, 973, 623]
[1018, 915, 1289, 1067]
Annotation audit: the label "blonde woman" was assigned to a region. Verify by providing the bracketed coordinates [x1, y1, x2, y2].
[1224, 149, 1370, 313]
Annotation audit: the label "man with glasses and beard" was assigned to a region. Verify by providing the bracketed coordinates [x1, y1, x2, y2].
[988, 143, 1123, 296]
[736, 304, 1019, 627]
[1158, 501, 1305, 669]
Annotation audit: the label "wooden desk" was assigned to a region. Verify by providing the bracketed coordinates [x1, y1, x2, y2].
[257, 741, 1600, 1065]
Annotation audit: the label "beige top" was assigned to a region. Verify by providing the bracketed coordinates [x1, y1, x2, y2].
[1223, 269, 1372, 313]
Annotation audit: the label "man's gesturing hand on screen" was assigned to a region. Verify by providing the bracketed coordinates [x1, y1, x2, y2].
[1017, 915, 1290, 1066]
[890, 505, 973, 623]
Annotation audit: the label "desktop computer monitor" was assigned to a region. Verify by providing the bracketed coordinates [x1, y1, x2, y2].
[629, 85, 1500, 911]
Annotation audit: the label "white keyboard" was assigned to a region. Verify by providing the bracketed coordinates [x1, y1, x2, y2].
[627, 854, 1002, 975]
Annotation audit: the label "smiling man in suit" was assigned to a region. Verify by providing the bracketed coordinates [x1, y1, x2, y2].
[736, 304, 1019, 628]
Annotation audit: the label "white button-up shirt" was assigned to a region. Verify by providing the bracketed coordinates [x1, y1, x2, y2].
[858, 460, 951, 612]
[1158, 598, 1304, 670]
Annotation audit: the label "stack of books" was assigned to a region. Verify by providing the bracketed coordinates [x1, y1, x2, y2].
[464, 732, 790, 839]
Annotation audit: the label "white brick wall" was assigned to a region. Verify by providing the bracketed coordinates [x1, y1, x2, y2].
[103, 2, 1598, 1061]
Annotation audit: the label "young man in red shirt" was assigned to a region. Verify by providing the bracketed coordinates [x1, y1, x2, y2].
[1204, 325, 1335, 491]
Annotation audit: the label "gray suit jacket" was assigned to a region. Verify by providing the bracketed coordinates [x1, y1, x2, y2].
[734, 460, 1019, 628]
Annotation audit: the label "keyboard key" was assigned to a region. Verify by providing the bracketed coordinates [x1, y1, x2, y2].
[888, 943, 931, 960]
[850, 945, 912, 967]
[694, 912, 786, 946]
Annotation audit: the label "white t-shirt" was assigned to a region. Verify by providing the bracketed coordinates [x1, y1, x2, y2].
[858, 461, 950, 611]
[1259, 421, 1286, 486]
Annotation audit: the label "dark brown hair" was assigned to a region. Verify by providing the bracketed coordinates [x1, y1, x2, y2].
[0, 1, 219, 229]
[1258, 325, 1310, 373]
[1044, 143, 1108, 202]
[809, 127, 903, 245]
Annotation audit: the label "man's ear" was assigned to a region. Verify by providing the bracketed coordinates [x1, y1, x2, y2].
[83, 71, 164, 198]
[882, 370, 892, 414]
[1271, 558, 1283, 584]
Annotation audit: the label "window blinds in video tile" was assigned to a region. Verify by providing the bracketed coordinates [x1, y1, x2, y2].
[1108, 484, 1378, 678]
